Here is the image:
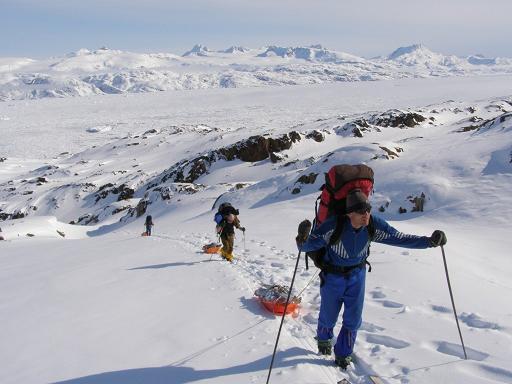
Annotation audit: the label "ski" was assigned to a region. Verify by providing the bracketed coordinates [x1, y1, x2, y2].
[369, 376, 385, 384]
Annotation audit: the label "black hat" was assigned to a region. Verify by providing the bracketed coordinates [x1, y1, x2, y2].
[346, 189, 371, 213]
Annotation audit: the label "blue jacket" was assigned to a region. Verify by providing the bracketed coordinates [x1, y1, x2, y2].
[300, 215, 431, 268]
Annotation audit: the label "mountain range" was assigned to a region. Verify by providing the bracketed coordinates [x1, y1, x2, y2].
[1, 44, 511, 101]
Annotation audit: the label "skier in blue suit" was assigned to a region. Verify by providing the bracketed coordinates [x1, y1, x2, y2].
[296, 189, 447, 369]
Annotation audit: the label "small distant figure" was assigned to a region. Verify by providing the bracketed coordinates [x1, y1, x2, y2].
[144, 215, 154, 236]
[412, 192, 426, 212]
[214, 203, 245, 262]
[0, 227, 4, 241]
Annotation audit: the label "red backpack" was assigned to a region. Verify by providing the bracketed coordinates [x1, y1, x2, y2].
[314, 164, 374, 227]
[305, 164, 375, 271]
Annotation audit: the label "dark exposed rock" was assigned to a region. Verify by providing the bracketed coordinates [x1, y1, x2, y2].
[135, 199, 148, 217]
[336, 119, 372, 137]
[291, 187, 301, 194]
[0, 157, 6, 162]
[297, 173, 318, 184]
[117, 185, 135, 201]
[289, 131, 301, 143]
[268, 134, 294, 152]
[112, 206, 130, 215]
[305, 130, 325, 142]
[95, 183, 134, 202]
[157, 132, 304, 185]
[270, 152, 286, 163]
[226, 135, 269, 162]
[379, 146, 402, 159]
[371, 111, 426, 128]
[458, 112, 512, 133]
[398, 207, 407, 214]
[353, 127, 363, 138]
[56, 230, 65, 237]
[72, 213, 99, 225]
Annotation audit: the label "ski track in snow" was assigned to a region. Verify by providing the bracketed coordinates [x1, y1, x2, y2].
[141, 228, 512, 383]
[148, 230, 387, 383]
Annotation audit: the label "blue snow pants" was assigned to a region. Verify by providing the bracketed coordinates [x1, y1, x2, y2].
[317, 266, 366, 358]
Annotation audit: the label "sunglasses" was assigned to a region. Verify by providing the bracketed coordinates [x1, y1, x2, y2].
[354, 206, 372, 215]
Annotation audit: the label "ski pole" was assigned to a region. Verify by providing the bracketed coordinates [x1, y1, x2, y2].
[441, 245, 467, 360]
[265, 249, 302, 384]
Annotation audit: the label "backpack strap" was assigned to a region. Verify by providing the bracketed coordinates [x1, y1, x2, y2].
[364, 215, 375, 272]
[327, 214, 375, 272]
[328, 214, 346, 246]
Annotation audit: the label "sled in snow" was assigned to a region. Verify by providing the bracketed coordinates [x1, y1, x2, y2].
[254, 284, 301, 316]
[202, 242, 222, 254]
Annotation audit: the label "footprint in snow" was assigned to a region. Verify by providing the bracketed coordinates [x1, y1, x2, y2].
[431, 304, 452, 313]
[459, 312, 502, 330]
[370, 290, 387, 299]
[360, 321, 385, 333]
[270, 262, 285, 268]
[466, 363, 512, 383]
[381, 300, 404, 309]
[434, 341, 489, 361]
[365, 334, 411, 349]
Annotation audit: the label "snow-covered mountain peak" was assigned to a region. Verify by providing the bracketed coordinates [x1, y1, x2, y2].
[386, 43, 463, 67]
[222, 46, 250, 54]
[182, 44, 211, 57]
[388, 44, 432, 60]
[1, 44, 512, 101]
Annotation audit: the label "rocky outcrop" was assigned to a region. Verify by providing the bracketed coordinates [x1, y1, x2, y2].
[458, 112, 512, 133]
[155, 131, 304, 185]
[70, 213, 99, 225]
[370, 110, 427, 128]
[305, 130, 325, 142]
[95, 183, 135, 202]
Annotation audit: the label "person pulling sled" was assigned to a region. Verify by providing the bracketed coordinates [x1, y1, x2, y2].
[214, 203, 245, 262]
[295, 164, 447, 370]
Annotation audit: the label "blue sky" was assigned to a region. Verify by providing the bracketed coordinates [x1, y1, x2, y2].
[1, 0, 510, 58]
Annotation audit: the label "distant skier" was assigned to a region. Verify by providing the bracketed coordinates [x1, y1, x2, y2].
[296, 189, 447, 370]
[144, 215, 154, 236]
[215, 204, 245, 262]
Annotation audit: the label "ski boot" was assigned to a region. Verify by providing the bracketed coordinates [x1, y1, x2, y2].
[317, 339, 332, 355]
[334, 355, 352, 371]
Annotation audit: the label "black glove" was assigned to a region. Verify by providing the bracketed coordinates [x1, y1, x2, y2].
[429, 230, 447, 247]
[296, 219, 312, 244]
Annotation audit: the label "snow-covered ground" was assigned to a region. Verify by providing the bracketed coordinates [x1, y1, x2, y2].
[1, 66, 512, 383]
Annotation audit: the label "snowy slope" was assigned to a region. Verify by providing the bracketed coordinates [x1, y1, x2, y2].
[1, 44, 512, 101]
[1, 76, 512, 384]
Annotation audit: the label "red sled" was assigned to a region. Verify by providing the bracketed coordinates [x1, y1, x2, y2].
[259, 298, 300, 316]
[203, 243, 221, 254]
